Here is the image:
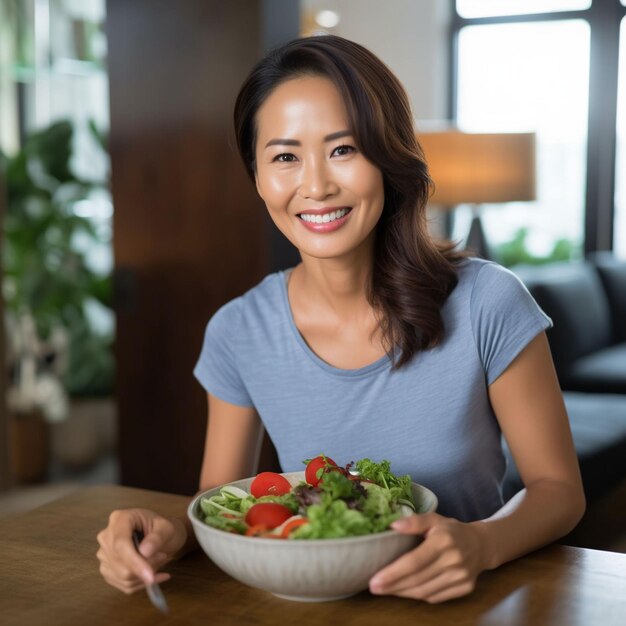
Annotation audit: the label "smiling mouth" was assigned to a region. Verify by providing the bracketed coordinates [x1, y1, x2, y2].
[297, 208, 352, 224]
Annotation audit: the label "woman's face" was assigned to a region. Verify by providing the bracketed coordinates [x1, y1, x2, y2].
[254, 75, 385, 262]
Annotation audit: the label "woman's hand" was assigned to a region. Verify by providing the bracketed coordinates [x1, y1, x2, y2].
[96, 508, 188, 594]
[369, 513, 489, 603]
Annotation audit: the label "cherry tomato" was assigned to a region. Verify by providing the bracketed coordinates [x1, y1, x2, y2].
[305, 455, 338, 486]
[250, 472, 292, 498]
[245, 503, 293, 529]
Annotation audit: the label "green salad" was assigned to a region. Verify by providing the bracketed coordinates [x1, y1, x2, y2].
[197, 455, 417, 540]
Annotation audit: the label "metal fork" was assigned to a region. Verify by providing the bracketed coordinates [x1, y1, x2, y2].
[132, 530, 169, 614]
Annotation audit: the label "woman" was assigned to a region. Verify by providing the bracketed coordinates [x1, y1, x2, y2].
[97, 35, 584, 603]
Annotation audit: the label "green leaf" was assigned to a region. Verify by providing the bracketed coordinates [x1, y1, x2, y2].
[355, 458, 414, 507]
[3, 118, 114, 397]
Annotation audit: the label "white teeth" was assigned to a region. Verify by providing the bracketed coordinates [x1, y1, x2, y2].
[300, 208, 349, 224]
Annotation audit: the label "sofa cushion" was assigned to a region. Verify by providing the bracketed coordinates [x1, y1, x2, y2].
[514, 262, 614, 384]
[503, 392, 626, 503]
[591, 252, 626, 342]
[566, 343, 626, 393]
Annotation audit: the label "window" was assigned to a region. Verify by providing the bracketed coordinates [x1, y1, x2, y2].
[457, 0, 591, 19]
[454, 1, 626, 261]
[456, 20, 590, 259]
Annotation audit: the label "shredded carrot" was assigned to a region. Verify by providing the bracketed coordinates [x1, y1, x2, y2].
[245, 524, 269, 537]
[280, 518, 309, 538]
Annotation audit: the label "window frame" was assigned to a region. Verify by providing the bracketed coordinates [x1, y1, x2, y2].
[450, 0, 626, 255]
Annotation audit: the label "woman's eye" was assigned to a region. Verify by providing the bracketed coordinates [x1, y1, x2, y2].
[273, 153, 297, 163]
[332, 144, 355, 157]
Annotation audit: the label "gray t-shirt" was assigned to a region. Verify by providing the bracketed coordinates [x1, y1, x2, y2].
[194, 258, 551, 522]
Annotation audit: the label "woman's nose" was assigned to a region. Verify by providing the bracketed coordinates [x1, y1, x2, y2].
[298, 159, 339, 200]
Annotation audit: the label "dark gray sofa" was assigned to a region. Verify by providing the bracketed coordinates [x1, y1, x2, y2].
[503, 255, 626, 503]
[503, 392, 626, 502]
[515, 254, 626, 394]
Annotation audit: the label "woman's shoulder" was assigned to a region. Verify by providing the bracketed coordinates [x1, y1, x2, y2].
[444, 258, 535, 319]
[451, 257, 547, 326]
[454, 257, 524, 293]
[455, 256, 505, 279]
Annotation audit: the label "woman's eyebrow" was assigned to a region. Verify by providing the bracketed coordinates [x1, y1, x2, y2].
[264, 130, 352, 149]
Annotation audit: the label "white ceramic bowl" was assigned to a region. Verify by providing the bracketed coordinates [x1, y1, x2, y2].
[187, 470, 438, 602]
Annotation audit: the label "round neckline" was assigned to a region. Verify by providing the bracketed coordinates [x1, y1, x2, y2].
[278, 269, 392, 378]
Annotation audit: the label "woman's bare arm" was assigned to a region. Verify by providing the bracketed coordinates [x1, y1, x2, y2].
[173, 393, 264, 557]
[369, 332, 585, 602]
[472, 331, 586, 569]
[97, 393, 264, 593]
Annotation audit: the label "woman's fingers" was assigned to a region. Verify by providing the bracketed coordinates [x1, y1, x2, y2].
[369, 541, 439, 592]
[370, 514, 486, 602]
[136, 517, 181, 559]
[369, 514, 447, 592]
[150, 552, 170, 570]
[390, 512, 441, 535]
[154, 572, 172, 585]
[98, 510, 156, 584]
[97, 543, 150, 587]
[96, 508, 183, 593]
[99, 559, 144, 594]
[109, 528, 156, 584]
[98, 549, 172, 594]
[391, 573, 476, 603]
[371, 557, 444, 595]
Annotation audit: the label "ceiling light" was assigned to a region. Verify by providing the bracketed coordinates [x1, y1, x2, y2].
[315, 10, 340, 29]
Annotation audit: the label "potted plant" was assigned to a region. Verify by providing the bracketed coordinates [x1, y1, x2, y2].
[1, 119, 114, 480]
[494, 227, 578, 268]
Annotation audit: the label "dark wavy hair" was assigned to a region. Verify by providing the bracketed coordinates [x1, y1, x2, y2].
[233, 35, 464, 370]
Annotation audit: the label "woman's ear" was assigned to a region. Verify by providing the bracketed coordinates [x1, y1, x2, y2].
[254, 174, 263, 199]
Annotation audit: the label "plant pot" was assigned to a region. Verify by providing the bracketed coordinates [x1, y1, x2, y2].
[51, 396, 117, 470]
[8, 408, 50, 484]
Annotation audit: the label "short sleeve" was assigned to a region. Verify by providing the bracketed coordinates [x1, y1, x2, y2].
[470, 262, 553, 385]
[193, 299, 254, 407]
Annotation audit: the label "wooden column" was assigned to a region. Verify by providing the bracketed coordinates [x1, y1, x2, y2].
[107, 0, 277, 494]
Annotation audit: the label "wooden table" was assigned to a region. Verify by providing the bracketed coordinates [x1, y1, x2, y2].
[1, 485, 625, 626]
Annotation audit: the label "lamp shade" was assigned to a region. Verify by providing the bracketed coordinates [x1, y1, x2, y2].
[418, 130, 536, 206]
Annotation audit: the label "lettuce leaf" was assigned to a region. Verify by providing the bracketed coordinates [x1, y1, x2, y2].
[290, 471, 404, 538]
[355, 458, 414, 508]
[202, 513, 248, 534]
[200, 457, 415, 539]
[292, 500, 373, 538]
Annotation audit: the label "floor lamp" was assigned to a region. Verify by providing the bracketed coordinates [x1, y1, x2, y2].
[418, 130, 536, 259]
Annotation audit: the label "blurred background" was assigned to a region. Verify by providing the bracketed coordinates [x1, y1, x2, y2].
[0, 1, 624, 518]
